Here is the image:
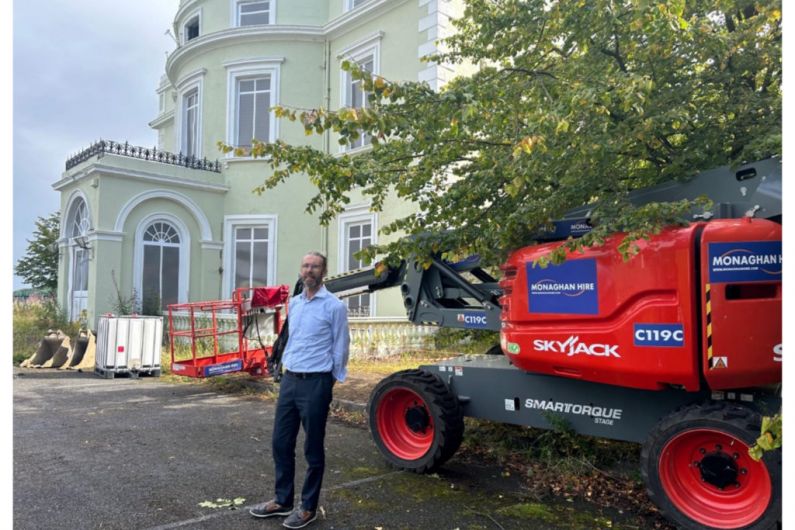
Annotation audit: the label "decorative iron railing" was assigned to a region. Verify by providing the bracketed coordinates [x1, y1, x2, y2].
[65, 139, 222, 173]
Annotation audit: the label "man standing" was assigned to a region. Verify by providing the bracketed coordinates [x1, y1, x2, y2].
[251, 252, 350, 529]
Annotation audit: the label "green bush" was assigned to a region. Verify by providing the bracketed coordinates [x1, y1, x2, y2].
[13, 300, 81, 365]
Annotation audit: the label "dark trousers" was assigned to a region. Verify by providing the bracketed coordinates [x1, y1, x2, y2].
[272, 371, 334, 511]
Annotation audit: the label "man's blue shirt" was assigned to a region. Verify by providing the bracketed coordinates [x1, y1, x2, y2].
[282, 285, 350, 382]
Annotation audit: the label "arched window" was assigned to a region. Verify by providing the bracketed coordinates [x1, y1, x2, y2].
[68, 198, 90, 319]
[71, 200, 91, 238]
[141, 221, 181, 313]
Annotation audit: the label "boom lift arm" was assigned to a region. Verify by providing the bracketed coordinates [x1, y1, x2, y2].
[323, 158, 781, 332]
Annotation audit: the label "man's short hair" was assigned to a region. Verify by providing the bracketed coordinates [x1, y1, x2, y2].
[304, 251, 327, 273]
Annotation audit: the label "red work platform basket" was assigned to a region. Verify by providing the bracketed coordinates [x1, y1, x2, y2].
[167, 285, 290, 378]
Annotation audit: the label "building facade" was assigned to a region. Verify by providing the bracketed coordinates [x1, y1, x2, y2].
[54, 0, 467, 327]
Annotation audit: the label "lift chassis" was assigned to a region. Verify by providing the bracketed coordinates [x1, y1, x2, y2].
[328, 158, 782, 530]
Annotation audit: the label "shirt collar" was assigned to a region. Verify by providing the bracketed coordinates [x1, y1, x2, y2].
[300, 285, 329, 301]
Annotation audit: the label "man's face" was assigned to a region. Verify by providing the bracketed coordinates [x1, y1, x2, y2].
[300, 255, 325, 290]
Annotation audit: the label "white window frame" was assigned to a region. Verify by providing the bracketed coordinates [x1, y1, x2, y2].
[133, 213, 190, 308]
[344, 0, 372, 12]
[65, 195, 92, 321]
[222, 214, 278, 298]
[225, 59, 282, 152]
[338, 206, 377, 317]
[176, 69, 206, 158]
[338, 33, 382, 153]
[181, 8, 202, 44]
[231, 0, 276, 27]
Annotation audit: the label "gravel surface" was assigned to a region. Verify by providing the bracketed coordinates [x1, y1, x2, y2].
[14, 367, 655, 530]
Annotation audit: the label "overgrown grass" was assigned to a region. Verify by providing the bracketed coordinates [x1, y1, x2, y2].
[460, 417, 640, 476]
[347, 349, 458, 377]
[12, 300, 81, 365]
[433, 328, 500, 355]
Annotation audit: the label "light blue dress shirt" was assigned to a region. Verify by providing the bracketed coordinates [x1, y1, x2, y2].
[282, 285, 351, 382]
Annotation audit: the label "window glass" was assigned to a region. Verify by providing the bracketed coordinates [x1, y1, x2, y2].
[350, 0, 372, 10]
[346, 56, 373, 149]
[185, 17, 199, 41]
[71, 200, 90, 238]
[239, 1, 270, 26]
[234, 225, 270, 289]
[236, 75, 271, 147]
[235, 241, 251, 289]
[184, 88, 199, 157]
[252, 242, 268, 285]
[72, 249, 88, 291]
[142, 245, 161, 310]
[142, 221, 181, 312]
[344, 220, 372, 316]
[144, 222, 180, 243]
[161, 247, 180, 307]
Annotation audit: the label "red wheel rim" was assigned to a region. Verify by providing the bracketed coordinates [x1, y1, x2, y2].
[376, 387, 434, 460]
[659, 428, 771, 528]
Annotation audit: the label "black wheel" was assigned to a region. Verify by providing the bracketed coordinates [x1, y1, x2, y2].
[641, 402, 781, 530]
[368, 369, 464, 473]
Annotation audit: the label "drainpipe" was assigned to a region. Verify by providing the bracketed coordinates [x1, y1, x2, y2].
[321, 39, 332, 260]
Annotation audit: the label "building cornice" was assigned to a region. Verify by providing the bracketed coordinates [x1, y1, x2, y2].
[148, 110, 175, 129]
[88, 230, 125, 243]
[174, 0, 201, 29]
[165, 0, 411, 82]
[201, 241, 224, 250]
[325, 0, 409, 39]
[52, 161, 229, 194]
[166, 26, 325, 80]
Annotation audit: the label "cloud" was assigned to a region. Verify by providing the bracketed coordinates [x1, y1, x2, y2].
[13, 0, 179, 289]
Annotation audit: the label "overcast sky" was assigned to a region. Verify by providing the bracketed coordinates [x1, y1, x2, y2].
[13, 0, 181, 290]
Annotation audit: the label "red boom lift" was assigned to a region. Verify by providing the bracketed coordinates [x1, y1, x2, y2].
[168, 158, 782, 530]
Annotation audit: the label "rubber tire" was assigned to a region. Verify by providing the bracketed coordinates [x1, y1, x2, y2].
[641, 402, 781, 530]
[368, 369, 464, 473]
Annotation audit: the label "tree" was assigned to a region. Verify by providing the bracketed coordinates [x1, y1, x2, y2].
[16, 211, 61, 291]
[222, 0, 781, 266]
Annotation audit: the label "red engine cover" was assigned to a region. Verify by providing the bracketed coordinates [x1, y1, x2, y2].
[699, 218, 781, 389]
[499, 219, 781, 391]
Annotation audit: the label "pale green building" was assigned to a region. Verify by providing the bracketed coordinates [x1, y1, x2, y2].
[54, 0, 469, 328]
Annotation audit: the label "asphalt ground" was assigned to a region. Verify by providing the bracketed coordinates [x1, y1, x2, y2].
[14, 367, 652, 530]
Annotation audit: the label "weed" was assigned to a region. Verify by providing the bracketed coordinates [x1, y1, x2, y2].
[433, 328, 499, 355]
[12, 300, 81, 364]
[108, 269, 140, 315]
[460, 417, 639, 477]
[495, 502, 555, 522]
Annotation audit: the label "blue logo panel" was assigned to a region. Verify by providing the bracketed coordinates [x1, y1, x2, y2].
[456, 312, 488, 329]
[527, 259, 598, 314]
[204, 359, 243, 377]
[634, 323, 685, 347]
[538, 219, 592, 240]
[708, 241, 782, 283]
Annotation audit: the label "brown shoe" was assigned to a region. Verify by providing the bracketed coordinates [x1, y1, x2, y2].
[282, 506, 318, 529]
[249, 499, 293, 518]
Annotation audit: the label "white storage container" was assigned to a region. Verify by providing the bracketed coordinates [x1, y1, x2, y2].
[95, 316, 163, 378]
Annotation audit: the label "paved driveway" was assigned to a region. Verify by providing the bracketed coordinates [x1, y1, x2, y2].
[14, 368, 649, 530]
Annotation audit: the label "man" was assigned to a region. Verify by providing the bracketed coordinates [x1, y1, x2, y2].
[250, 251, 350, 529]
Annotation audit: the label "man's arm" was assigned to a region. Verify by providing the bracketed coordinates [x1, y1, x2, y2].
[330, 301, 350, 382]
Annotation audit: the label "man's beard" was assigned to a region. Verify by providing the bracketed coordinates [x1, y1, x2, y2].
[303, 275, 321, 290]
